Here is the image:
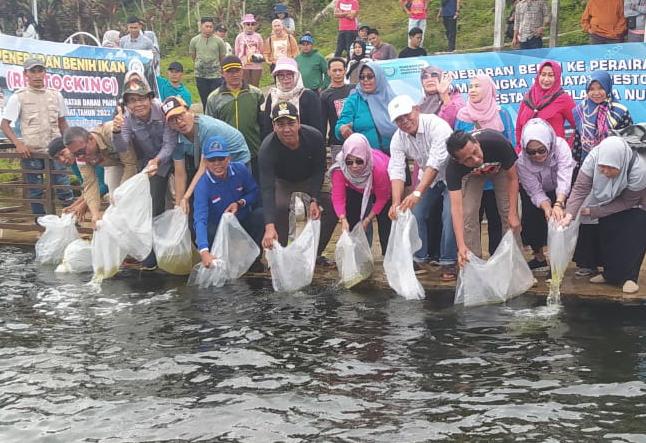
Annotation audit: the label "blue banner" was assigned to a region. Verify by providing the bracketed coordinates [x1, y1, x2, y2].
[378, 43, 646, 124]
[0, 35, 156, 137]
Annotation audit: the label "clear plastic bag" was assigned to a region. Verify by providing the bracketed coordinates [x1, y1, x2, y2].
[383, 210, 425, 300]
[455, 230, 534, 307]
[547, 217, 580, 297]
[266, 219, 321, 292]
[91, 220, 126, 282]
[100, 172, 153, 261]
[187, 213, 260, 288]
[335, 223, 374, 288]
[153, 207, 194, 275]
[35, 213, 80, 265]
[55, 239, 93, 273]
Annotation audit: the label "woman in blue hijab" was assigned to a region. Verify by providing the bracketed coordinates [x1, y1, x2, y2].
[335, 61, 397, 154]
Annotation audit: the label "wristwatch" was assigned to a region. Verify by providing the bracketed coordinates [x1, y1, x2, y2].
[412, 190, 422, 199]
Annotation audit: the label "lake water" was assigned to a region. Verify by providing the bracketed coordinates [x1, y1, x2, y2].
[1, 245, 646, 442]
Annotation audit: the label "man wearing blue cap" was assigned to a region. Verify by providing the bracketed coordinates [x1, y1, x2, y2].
[193, 135, 263, 269]
[295, 33, 330, 93]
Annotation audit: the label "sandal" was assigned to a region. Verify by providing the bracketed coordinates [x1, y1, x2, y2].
[440, 265, 457, 282]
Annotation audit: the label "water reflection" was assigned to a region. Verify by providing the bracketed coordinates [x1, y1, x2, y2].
[1, 246, 646, 442]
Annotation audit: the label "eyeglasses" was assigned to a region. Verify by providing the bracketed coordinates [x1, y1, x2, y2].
[245, 22, 257, 26]
[126, 96, 149, 105]
[345, 158, 365, 166]
[359, 74, 375, 81]
[276, 72, 294, 79]
[526, 147, 547, 156]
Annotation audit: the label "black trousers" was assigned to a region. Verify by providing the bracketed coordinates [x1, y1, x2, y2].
[478, 189, 502, 256]
[195, 77, 223, 108]
[599, 208, 646, 284]
[345, 188, 391, 256]
[427, 192, 443, 260]
[143, 174, 169, 267]
[573, 224, 603, 270]
[520, 187, 555, 254]
[442, 17, 457, 51]
[335, 30, 358, 57]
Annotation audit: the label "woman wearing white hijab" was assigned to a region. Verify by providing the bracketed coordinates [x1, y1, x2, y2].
[562, 136, 646, 293]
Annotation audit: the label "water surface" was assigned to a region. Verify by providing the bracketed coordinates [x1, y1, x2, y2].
[1, 245, 645, 442]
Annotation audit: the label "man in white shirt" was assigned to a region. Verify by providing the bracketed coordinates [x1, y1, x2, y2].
[387, 95, 457, 280]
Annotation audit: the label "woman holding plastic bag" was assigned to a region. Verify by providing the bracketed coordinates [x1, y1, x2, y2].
[561, 137, 646, 294]
[517, 118, 575, 271]
[329, 133, 392, 255]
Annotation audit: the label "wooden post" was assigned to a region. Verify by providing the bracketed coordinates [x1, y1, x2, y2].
[43, 157, 54, 214]
[549, 0, 560, 47]
[493, 0, 506, 51]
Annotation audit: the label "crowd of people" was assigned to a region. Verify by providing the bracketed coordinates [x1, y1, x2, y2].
[2, 2, 646, 294]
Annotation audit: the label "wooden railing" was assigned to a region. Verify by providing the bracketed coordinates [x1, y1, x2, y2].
[0, 142, 92, 235]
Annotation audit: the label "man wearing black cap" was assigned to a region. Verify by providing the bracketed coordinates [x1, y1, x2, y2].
[1, 57, 74, 215]
[258, 101, 337, 264]
[157, 61, 192, 104]
[205, 55, 264, 177]
[215, 24, 233, 56]
[120, 16, 154, 50]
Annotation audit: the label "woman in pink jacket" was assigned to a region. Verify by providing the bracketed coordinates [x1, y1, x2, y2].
[330, 133, 392, 255]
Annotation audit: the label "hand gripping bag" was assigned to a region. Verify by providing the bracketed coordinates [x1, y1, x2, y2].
[35, 213, 80, 265]
[383, 210, 425, 300]
[91, 219, 126, 282]
[188, 212, 260, 288]
[455, 230, 534, 307]
[547, 217, 580, 296]
[335, 223, 374, 288]
[55, 239, 93, 273]
[153, 208, 194, 275]
[266, 219, 321, 292]
[100, 172, 153, 261]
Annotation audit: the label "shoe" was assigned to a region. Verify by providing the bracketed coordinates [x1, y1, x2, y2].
[413, 262, 428, 275]
[428, 257, 441, 267]
[316, 256, 335, 267]
[440, 265, 457, 282]
[527, 258, 549, 272]
[575, 267, 595, 277]
[589, 274, 606, 284]
[622, 280, 639, 294]
[140, 264, 158, 271]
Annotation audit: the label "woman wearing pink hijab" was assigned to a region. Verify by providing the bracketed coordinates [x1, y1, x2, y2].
[329, 133, 392, 256]
[454, 74, 515, 256]
[515, 60, 576, 147]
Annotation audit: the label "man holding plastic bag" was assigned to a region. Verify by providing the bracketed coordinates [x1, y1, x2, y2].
[112, 79, 178, 270]
[193, 136, 264, 271]
[258, 101, 337, 263]
[445, 129, 521, 267]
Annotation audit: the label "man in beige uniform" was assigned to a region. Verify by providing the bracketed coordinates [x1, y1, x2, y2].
[49, 124, 138, 227]
[1, 57, 74, 214]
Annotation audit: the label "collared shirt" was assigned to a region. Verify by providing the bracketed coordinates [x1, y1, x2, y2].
[514, 0, 550, 43]
[119, 33, 154, 50]
[113, 100, 177, 176]
[388, 113, 453, 185]
[189, 34, 227, 79]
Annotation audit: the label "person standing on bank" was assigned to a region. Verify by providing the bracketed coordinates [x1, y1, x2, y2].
[561, 137, 646, 294]
[581, 0, 627, 44]
[345, 40, 370, 85]
[387, 95, 457, 280]
[368, 29, 397, 61]
[445, 130, 521, 266]
[399, 27, 428, 58]
[512, 0, 550, 50]
[295, 33, 330, 93]
[418, 66, 464, 129]
[263, 20, 299, 72]
[333, 0, 360, 58]
[120, 16, 154, 50]
[1, 57, 74, 215]
[400, 0, 429, 47]
[189, 17, 227, 108]
[624, 0, 646, 42]
[259, 102, 337, 265]
[235, 14, 265, 88]
[321, 58, 355, 160]
[437, 0, 460, 52]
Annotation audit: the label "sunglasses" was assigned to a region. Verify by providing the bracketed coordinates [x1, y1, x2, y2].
[526, 147, 547, 156]
[359, 74, 375, 81]
[345, 158, 365, 166]
[422, 72, 440, 79]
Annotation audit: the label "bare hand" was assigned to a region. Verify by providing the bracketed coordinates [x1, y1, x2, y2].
[361, 217, 372, 231]
[535, 27, 544, 37]
[580, 207, 591, 216]
[91, 213, 102, 230]
[179, 197, 189, 214]
[340, 123, 353, 139]
[309, 201, 321, 220]
[400, 193, 420, 211]
[112, 106, 125, 132]
[388, 204, 399, 221]
[146, 158, 160, 176]
[200, 250, 214, 268]
[457, 245, 470, 268]
[262, 225, 278, 249]
[340, 217, 350, 232]
[437, 72, 453, 96]
[508, 212, 521, 233]
[225, 202, 239, 215]
[543, 206, 552, 221]
[512, 37, 519, 49]
[551, 205, 564, 221]
[559, 212, 573, 227]
[15, 140, 31, 159]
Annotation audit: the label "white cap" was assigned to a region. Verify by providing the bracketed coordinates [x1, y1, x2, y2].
[388, 95, 416, 122]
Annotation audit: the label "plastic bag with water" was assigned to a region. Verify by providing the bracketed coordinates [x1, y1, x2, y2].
[91, 220, 126, 282]
[455, 230, 534, 307]
[547, 217, 580, 303]
[335, 223, 374, 288]
[100, 172, 153, 261]
[35, 213, 80, 265]
[266, 219, 320, 292]
[153, 207, 194, 275]
[55, 239, 93, 273]
[188, 212, 260, 288]
[383, 210, 425, 300]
